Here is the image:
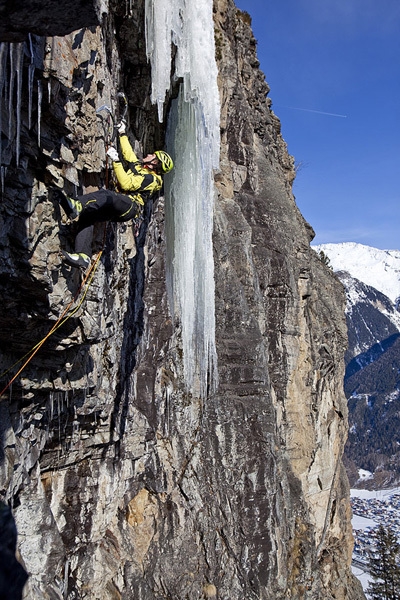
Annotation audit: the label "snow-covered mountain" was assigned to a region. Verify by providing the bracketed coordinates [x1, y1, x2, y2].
[337, 270, 400, 362]
[313, 242, 400, 360]
[313, 242, 400, 489]
[313, 242, 400, 305]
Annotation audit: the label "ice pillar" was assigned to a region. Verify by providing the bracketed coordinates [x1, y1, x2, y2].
[145, 0, 220, 397]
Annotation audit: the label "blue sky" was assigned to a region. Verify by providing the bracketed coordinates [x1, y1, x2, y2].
[234, 0, 400, 249]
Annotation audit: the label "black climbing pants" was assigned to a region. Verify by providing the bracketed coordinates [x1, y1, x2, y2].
[74, 189, 142, 257]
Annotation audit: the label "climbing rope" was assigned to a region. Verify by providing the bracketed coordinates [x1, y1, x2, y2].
[0, 248, 103, 398]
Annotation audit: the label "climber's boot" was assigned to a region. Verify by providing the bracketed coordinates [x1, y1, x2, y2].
[54, 189, 83, 219]
[65, 196, 83, 219]
[62, 251, 90, 269]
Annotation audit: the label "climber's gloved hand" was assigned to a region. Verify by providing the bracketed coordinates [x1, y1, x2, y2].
[116, 120, 126, 135]
[107, 147, 120, 162]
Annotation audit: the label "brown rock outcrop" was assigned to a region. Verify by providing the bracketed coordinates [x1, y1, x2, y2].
[0, 0, 365, 598]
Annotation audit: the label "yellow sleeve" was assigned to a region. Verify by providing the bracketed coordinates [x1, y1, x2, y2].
[113, 134, 163, 194]
[119, 134, 138, 163]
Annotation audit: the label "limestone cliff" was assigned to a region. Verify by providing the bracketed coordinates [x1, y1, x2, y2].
[0, 0, 365, 598]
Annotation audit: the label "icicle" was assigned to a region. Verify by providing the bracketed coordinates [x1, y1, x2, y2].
[125, 0, 134, 16]
[47, 79, 51, 103]
[8, 44, 15, 140]
[63, 560, 69, 599]
[0, 44, 8, 166]
[37, 79, 42, 146]
[28, 34, 35, 129]
[165, 385, 171, 437]
[56, 391, 63, 461]
[49, 392, 53, 421]
[15, 43, 23, 166]
[144, 0, 173, 122]
[1, 166, 7, 197]
[28, 65, 34, 129]
[3, 42, 25, 165]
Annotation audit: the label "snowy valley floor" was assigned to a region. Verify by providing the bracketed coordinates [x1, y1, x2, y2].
[351, 487, 400, 596]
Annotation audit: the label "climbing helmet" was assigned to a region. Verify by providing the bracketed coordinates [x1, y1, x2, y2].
[154, 150, 174, 173]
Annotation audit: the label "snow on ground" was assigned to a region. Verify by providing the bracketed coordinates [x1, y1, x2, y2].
[352, 564, 371, 595]
[352, 514, 378, 530]
[351, 487, 400, 500]
[351, 510, 374, 596]
[357, 469, 373, 483]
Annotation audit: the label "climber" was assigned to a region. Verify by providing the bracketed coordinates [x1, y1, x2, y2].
[57, 121, 174, 268]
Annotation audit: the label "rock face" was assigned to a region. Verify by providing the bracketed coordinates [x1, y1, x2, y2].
[0, 0, 364, 599]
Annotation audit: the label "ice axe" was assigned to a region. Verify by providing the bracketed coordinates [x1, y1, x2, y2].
[96, 104, 116, 143]
[96, 104, 116, 188]
[96, 104, 113, 115]
[97, 92, 128, 133]
[96, 94, 128, 187]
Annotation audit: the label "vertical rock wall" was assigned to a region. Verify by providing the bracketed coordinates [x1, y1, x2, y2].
[0, 0, 364, 598]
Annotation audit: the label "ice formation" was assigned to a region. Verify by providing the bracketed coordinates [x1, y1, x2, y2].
[37, 79, 42, 147]
[8, 45, 16, 139]
[28, 35, 35, 129]
[0, 40, 34, 167]
[15, 44, 23, 166]
[145, 0, 220, 396]
[1, 166, 6, 197]
[0, 44, 7, 166]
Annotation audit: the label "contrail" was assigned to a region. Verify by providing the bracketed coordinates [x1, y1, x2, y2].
[284, 106, 347, 118]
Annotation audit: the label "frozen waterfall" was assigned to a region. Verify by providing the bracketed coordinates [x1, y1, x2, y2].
[145, 0, 220, 397]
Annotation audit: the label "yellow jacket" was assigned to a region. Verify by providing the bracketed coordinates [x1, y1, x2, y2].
[113, 135, 163, 205]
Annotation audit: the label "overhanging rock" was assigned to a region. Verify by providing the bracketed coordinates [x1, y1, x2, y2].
[0, 0, 103, 42]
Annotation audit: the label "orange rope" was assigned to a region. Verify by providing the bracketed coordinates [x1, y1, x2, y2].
[105, 139, 109, 189]
[104, 111, 114, 189]
[0, 249, 103, 398]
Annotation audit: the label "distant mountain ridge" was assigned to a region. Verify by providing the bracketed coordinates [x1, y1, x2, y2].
[313, 242, 400, 304]
[313, 242, 400, 489]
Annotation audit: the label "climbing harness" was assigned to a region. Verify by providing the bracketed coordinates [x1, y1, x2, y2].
[0, 247, 104, 398]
